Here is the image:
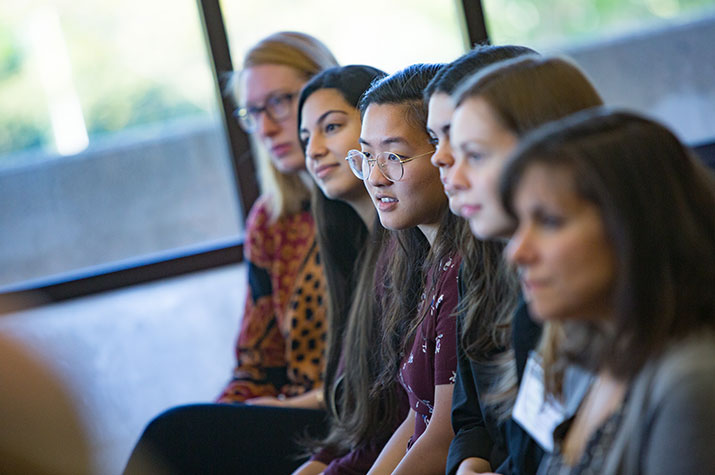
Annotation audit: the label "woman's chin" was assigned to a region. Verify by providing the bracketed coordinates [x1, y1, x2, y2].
[272, 153, 306, 174]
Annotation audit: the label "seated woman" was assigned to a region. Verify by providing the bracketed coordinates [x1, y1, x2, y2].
[445, 55, 604, 475]
[336, 63, 465, 475]
[218, 31, 338, 407]
[423, 45, 537, 474]
[124, 32, 338, 475]
[501, 109, 715, 474]
[294, 65, 411, 475]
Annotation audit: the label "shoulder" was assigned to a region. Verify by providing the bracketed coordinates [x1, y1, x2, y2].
[246, 197, 314, 243]
[627, 333, 715, 437]
[245, 195, 274, 235]
[633, 334, 715, 473]
[650, 336, 715, 421]
[650, 333, 715, 394]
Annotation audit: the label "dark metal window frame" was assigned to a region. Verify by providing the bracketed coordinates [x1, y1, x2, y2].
[2, 0, 713, 313]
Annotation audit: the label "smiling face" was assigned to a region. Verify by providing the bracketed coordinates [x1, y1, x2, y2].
[506, 164, 616, 322]
[449, 96, 519, 239]
[239, 63, 307, 173]
[300, 88, 365, 201]
[360, 103, 445, 233]
[426, 92, 459, 213]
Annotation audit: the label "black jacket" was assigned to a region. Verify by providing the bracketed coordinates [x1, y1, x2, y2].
[446, 280, 544, 475]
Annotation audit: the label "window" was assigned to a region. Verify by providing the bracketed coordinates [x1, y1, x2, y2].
[220, 0, 467, 73]
[0, 0, 243, 289]
[481, 0, 715, 144]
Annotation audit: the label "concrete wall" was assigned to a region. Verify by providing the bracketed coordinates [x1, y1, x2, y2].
[564, 13, 715, 145]
[0, 263, 245, 474]
[0, 119, 244, 287]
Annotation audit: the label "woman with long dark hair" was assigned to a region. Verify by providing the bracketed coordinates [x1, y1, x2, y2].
[330, 63, 465, 475]
[297, 64, 385, 414]
[293, 63, 431, 475]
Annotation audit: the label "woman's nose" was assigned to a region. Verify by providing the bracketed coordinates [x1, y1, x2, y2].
[256, 111, 280, 139]
[366, 161, 390, 187]
[506, 224, 536, 267]
[430, 144, 454, 170]
[306, 135, 327, 161]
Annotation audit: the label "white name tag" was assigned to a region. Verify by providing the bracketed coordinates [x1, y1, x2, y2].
[512, 352, 567, 452]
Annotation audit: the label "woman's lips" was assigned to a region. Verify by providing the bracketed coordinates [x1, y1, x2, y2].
[271, 143, 293, 158]
[458, 204, 481, 218]
[314, 163, 340, 180]
[522, 278, 548, 293]
[375, 194, 398, 211]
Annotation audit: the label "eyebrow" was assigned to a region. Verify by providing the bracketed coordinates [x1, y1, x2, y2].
[300, 109, 348, 134]
[316, 109, 348, 125]
[244, 89, 294, 108]
[459, 139, 488, 151]
[359, 136, 409, 147]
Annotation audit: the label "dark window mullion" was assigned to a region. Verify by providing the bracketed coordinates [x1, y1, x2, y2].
[197, 0, 259, 219]
[459, 0, 490, 47]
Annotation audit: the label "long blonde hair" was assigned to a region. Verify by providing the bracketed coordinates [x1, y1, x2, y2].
[230, 31, 338, 220]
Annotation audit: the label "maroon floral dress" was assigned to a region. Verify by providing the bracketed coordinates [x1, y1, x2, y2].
[399, 253, 461, 448]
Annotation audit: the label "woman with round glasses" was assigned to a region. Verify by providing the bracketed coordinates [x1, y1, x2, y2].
[342, 63, 467, 475]
[291, 64, 412, 475]
[217, 31, 338, 407]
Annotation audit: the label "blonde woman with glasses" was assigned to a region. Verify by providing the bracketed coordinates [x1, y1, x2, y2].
[124, 32, 338, 474]
[218, 31, 338, 407]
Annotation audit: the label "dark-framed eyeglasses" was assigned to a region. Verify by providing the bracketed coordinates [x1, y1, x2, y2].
[345, 149, 434, 182]
[234, 91, 297, 133]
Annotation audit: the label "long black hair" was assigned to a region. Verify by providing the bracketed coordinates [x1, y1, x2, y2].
[356, 63, 470, 396]
[297, 64, 387, 421]
[297, 65, 398, 455]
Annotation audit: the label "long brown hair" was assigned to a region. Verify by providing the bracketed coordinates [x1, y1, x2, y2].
[317, 225, 408, 454]
[501, 109, 715, 388]
[424, 45, 536, 418]
[296, 65, 387, 432]
[452, 54, 605, 413]
[229, 31, 338, 221]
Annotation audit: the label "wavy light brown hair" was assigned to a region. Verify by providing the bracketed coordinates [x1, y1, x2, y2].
[452, 54, 604, 414]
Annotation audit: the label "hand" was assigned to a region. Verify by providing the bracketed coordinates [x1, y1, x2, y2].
[292, 460, 327, 475]
[456, 457, 494, 475]
[245, 395, 290, 407]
